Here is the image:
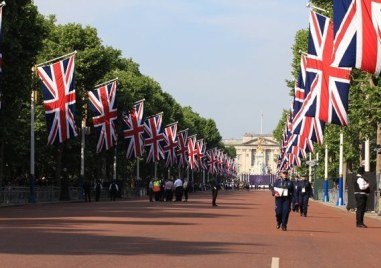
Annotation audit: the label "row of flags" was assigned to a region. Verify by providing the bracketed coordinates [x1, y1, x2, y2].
[277, 0, 381, 171]
[35, 53, 237, 177]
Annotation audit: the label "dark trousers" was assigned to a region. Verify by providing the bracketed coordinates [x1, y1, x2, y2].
[355, 194, 367, 225]
[212, 188, 218, 205]
[299, 194, 309, 216]
[165, 189, 173, 201]
[184, 189, 189, 201]
[275, 197, 291, 227]
[95, 190, 101, 202]
[84, 191, 91, 202]
[148, 189, 154, 202]
[175, 187, 183, 201]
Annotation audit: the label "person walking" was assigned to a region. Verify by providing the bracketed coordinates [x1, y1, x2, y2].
[271, 170, 294, 231]
[83, 179, 91, 202]
[148, 177, 154, 202]
[94, 179, 103, 202]
[297, 174, 312, 217]
[109, 181, 119, 201]
[354, 166, 370, 228]
[210, 177, 220, 207]
[153, 178, 161, 201]
[165, 177, 174, 202]
[183, 179, 189, 202]
[291, 175, 300, 213]
[173, 177, 183, 202]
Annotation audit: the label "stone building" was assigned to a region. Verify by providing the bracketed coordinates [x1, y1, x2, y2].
[223, 133, 280, 177]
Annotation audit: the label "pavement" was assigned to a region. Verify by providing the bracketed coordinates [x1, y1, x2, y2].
[0, 190, 380, 268]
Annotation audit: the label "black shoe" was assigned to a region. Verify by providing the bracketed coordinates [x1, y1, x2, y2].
[281, 225, 287, 231]
[276, 223, 280, 229]
[212, 204, 218, 207]
[356, 224, 366, 228]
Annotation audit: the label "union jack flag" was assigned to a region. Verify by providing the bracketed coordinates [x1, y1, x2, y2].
[163, 122, 178, 167]
[291, 53, 325, 144]
[195, 139, 206, 172]
[301, 10, 352, 126]
[187, 135, 197, 170]
[36, 54, 78, 145]
[206, 148, 218, 175]
[292, 54, 307, 118]
[123, 99, 145, 159]
[144, 112, 165, 163]
[88, 80, 118, 153]
[333, 0, 381, 74]
[176, 129, 188, 168]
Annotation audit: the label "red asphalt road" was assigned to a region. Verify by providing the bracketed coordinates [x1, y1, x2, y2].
[0, 190, 380, 268]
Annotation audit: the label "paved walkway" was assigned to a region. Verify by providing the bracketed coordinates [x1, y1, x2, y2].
[0, 190, 380, 268]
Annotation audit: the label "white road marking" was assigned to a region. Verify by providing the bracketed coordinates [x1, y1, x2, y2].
[271, 257, 280, 268]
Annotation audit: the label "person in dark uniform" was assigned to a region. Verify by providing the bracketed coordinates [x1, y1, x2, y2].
[83, 179, 91, 202]
[271, 170, 294, 231]
[291, 175, 300, 212]
[354, 166, 370, 228]
[297, 174, 312, 217]
[94, 179, 103, 202]
[210, 177, 220, 207]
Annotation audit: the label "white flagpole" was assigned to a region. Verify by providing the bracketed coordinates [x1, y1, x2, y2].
[93, 77, 118, 89]
[35, 51, 77, 67]
[29, 81, 36, 203]
[337, 132, 344, 206]
[365, 138, 370, 171]
[324, 144, 329, 202]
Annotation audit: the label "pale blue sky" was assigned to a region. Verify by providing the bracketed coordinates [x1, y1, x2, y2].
[34, 0, 309, 139]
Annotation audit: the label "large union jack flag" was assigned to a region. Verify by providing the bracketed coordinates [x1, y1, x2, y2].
[36, 54, 78, 145]
[333, 0, 381, 74]
[297, 10, 352, 126]
[88, 80, 118, 153]
[123, 99, 145, 159]
[176, 129, 188, 168]
[163, 122, 178, 167]
[144, 112, 165, 163]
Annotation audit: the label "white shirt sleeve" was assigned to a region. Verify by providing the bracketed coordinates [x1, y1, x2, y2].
[357, 177, 370, 190]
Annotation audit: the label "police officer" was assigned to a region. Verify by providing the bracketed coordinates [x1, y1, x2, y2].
[354, 166, 370, 228]
[210, 176, 220, 207]
[297, 174, 312, 217]
[272, 170, 294, 231]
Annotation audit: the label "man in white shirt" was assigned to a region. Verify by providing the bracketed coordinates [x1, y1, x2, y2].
[354, 167, 370, 228]
[173, 177, 183, 202]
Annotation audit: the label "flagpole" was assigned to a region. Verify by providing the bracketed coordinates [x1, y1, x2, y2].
[113, 140, 117, 181]
[80, 101, 86, 200]
[306, 2, 328, 13]
[93, 77, 119, 89]
[35, 51, 77, 67]
[337, 131, 344, 206]
[324, 144, 329, 202]
[29, 69, 36, 203]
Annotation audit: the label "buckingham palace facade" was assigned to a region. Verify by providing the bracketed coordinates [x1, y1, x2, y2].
[223, 133, 280, 177]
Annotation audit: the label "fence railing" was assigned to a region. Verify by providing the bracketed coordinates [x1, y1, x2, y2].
[0, 186, 147, 206]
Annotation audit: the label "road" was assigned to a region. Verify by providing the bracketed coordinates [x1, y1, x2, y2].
[0, 190, 380, 268]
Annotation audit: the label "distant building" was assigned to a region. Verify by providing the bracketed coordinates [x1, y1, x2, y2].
[223, 133, 280, 178]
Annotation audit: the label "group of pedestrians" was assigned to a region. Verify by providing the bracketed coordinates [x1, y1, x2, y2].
[272, 166, 371, 231]
[147, 177, 190, 202]
[82, 179, 119, 202]
[271, 170, 312, 231]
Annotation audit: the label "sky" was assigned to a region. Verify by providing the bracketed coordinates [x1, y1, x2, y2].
[33, 0, 309, 139]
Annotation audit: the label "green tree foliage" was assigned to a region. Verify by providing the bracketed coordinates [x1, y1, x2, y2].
[0, 0, 47, 185]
